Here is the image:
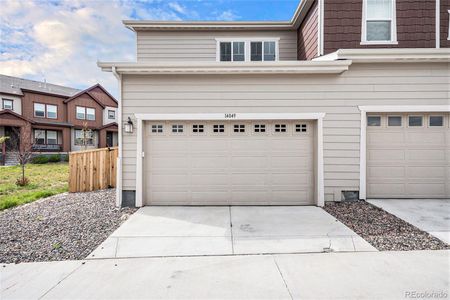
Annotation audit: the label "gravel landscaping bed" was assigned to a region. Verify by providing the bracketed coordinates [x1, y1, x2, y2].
[324, 201, 449, 251]
[0, 189, 136, 264]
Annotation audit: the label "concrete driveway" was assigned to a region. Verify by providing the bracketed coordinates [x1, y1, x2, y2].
[368, 199, 450, 244]
[89, 206, 375, 259]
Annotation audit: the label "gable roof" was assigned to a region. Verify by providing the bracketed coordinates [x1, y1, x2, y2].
[0, 74, 80, 97]
[0, 109, 35, 124]
[63, 83, 118, 107]
[123, 0, 315, 31]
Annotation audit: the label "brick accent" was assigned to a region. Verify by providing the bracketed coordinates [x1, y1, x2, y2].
[298, 0, 319, 60]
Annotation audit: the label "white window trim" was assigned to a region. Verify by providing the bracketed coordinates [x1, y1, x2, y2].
[134, 113, 326, 208]
[358, 105, 450, 200]
[2, 99, 13, 110]
[34, 103, 46, 118]
[46, 104, 58, 119]
[361, 0, 398, 45]
[448, 10, 450, 40]
[215, 38, 280, 62]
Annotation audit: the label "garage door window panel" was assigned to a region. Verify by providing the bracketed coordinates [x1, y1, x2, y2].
[151, 124, 164, 134]
[254, 124, 266, 133]
[275, 124, 287, 133]
[172, 124, 184, 133]
[367, 116, 382, 127]
[388, 116, 402, 127]
[213, 124, 225, 133]
[234, 124, 245, 133]
[429, 116, 444, 127]
[408, 116, 423, 127]
[192, 124, 205, 134]
[295, 124, 308, 133]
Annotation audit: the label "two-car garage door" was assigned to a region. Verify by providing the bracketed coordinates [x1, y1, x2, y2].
[367, 113, 449, 198]
[144, 120, 315, 205]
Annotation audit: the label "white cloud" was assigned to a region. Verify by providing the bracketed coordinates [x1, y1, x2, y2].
[216, 10, 239, 21]
[0, 0, 189, 97]
[168, 2, 187, 15]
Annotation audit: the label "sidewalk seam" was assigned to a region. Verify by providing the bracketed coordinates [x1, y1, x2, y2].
[38, 262, 85, 300]
[229, 206, 235, 255]
[273, 256, 294, 300]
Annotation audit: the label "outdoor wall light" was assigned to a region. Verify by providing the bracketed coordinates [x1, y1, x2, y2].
[124, 117, 134, 133]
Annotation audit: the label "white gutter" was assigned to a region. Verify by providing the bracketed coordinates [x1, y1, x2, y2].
[112, 66, 122, 207]
[97, 60, 352, 75]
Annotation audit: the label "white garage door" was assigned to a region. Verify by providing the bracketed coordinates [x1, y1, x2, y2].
[144, 120, 315, 205]
[367, 113, 450, 198]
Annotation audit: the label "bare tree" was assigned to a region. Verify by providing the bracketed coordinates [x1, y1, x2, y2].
[9, 127, 38, 186]
[79, 122, 93, 150]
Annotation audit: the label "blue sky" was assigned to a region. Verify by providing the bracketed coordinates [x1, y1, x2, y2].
[0, 0, 299, 96]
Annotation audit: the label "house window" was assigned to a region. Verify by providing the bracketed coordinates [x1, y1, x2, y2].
[75, 129, 94, 146]
[251, 41, 277, 61]
[429, 116, 443, 127]
[217, 39, 278, 62]
[34, 103, 46, 117]
[46, 131, 58, 144]
[108, 110, 115, 119]
[274, 124, 287, 132]
[295, 124, 307, 132]
[76, 106, 95, 120]
[367, 116, 381, 126]
[34, 129, 46, 144]
[234, 124, 245, 133]
[254, 124, 266, 133]
[362, 0, 396, 43]
[76, 106, 85, 119]
[213, 124, 225, 133]
[388, 116, 402, 126]
[46, 105, 57, 119]
[193, 124, 204, 133]
[172, 124, 184, 133]
[34, 129, 58, 145]
[2, 99, 13, 110]
[408, 116, 423, 127]
[151, 124, 163, 133]
[86, 108, 95, 121]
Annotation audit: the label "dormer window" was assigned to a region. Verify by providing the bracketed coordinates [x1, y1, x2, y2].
[217, 39, 279, 62]
[362, 0, 397, 44]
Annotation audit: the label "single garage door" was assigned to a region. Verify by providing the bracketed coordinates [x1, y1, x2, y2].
[144, 120, 315, 205]
[367, 113, 450, 198]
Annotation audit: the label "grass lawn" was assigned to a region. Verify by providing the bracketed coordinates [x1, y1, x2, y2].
[0, 162, 69, 210]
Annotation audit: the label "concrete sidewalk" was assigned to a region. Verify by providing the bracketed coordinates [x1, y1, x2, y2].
[2, 251, 449, 300]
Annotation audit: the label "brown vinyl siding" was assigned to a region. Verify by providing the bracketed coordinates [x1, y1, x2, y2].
[297, 0, 319, 60]
[323, 0, 436, 55]
[21, 92, 67, 123]
[441, 0, 450, 48]
[66, 94, 103, 128]
[89, 86, 118, 107]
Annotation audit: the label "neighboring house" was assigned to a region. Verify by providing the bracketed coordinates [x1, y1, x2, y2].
[99, 0, 450, 207]
[0, 75, 118, 165]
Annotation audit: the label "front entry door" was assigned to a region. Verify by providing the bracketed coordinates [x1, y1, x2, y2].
[4, 127, 19, 151]
[106, 132, 113, 147]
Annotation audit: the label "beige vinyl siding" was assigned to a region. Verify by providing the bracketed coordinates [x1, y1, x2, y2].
[136, 30, 298, 62]
[120, 62, 450, 201]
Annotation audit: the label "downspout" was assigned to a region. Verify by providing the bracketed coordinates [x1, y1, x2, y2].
[436, 0, 440, 48]
[318, 0, 325, 56]
[112, 66, 122, 207]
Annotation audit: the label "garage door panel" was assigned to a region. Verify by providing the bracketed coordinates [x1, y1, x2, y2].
[368, 149, 405, 161]
[144, 120, 315, 205]
[367, 113, 449, 199]
[407, 149, 445, 161]
[368, 166, 405, 178]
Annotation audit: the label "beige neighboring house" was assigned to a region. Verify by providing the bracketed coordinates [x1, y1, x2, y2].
[99, 0, 450, 207]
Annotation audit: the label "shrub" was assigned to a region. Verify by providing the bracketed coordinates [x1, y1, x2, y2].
[31, 156, 49, 164]
[48, 154, 61, 163]
[16, 177, 30, 186]
[61, 154, 69, 162]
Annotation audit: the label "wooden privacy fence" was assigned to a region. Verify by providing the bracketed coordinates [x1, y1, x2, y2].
[69, 147, 118, 193]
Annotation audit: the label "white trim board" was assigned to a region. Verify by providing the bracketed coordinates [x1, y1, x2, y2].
[358, 105, 450, 200]
[134, 112, 326, 207]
